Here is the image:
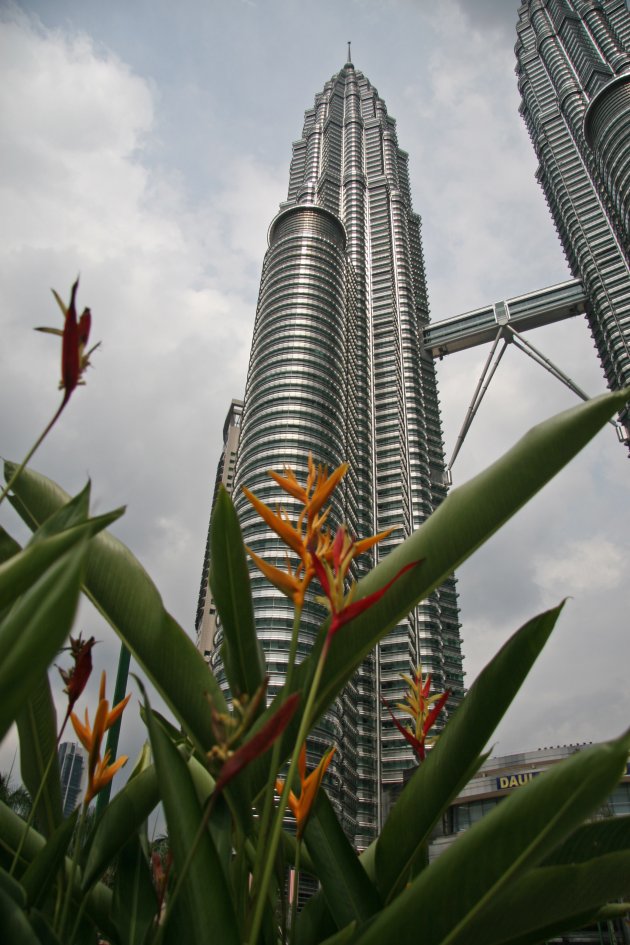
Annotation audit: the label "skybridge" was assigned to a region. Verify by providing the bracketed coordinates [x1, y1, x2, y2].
[423, 278, 587, 358]
[424, 278, 625, 480]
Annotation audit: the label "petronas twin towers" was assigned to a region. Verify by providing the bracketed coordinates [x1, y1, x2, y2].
[231, 53, 463, 847]
[198, 1, 630, 848]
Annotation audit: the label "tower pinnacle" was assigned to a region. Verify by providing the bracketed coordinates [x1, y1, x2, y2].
[347, 40, 351, 63]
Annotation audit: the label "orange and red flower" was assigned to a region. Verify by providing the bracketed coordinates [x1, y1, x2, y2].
[383, 661, 449, 762]
[242, 454, 347, 607]
[57, 633, 96, 737]
[71, 671, 130, 804]
[312, 525, 418, 644]
[275, 743, 336, 838]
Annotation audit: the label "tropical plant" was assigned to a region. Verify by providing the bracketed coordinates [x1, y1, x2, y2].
[1, 282, 629, 944]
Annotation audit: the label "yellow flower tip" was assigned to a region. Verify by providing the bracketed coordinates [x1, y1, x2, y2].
[98, 670, 106, 702]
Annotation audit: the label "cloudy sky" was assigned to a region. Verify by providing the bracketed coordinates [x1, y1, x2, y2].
[1, 0, 628, 789]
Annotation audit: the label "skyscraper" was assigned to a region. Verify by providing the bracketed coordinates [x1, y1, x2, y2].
[196, 398, 243, 660]
[203, 52, 464, 848]
[515, 0, 630, 440]
[58, 741, 84, 817]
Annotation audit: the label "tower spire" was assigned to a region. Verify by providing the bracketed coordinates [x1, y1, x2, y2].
[347, 40, 351, 64]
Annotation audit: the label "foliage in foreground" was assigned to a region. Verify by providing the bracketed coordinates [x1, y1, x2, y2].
[1, 353, 629, 943]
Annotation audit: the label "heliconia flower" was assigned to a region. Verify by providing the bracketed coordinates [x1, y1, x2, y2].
[243, 454, 346, 605]
[268, 453, 348, 537]
[382, 661, 449, 762]
[275, 743, 336, 838]
[57, 634, 96, 738]
[37, 277, 99, 405]
[84, 750, 128, 805]
[212, 692, 300, 794]
[311, 524, 419, 644]
[245, 546, 312, 607]
[71, 671, 130, 805]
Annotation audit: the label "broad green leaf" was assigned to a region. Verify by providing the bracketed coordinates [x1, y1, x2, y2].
[0, 540, 86, 743]
[0, 526, 21, 622]
[304, 790, 381, 929]
[144, 700, 239, 945]
[185, 754, 234, 880]
[541, 814, 630, 864]
[211, 485, 265, 700]
[112, 834, 158, 945]
[0, 508, 122, 613]
[318, 922, 358, 945]
[27, 911, 63, 945]
[0, 883, 41, 945]
[20, 809, 78, 909]
[352, 732, 630, 945]
[0, 801, 115, 939]
[82, 765, 160, 890]
[374, 605, 564, 900]
[0, 865, 27, 905]
[0, 526, 20, 563]
[26, 480, 91, 543]
[294, 890, 338, 945]
[458, 851, 630, 945]
[5, 462, 228, 756]
[16, 676, 63, 838]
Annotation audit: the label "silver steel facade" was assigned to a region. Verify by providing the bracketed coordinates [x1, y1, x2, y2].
[224, 58, 463, 847]
[58, 741, 84, 818]
[516, 0, 630, 439]
[196, 398, 243, 659]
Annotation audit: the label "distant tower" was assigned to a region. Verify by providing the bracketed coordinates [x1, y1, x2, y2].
[196, 398, 243, 661]
[58, 742, 84, 817]
[515, 0, 630, 440]
[199, 58, 464, 848]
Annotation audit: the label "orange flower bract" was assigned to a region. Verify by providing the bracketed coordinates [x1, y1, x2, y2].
[276, 743, 336, 838]
[70, 671, 130, 805]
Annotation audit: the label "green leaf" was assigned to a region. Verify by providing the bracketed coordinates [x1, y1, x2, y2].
[5, 462, 228, 755]
[0, 802, 115, 939]
[0, 882, 42, 945]
[211, 485, 265, 700]
[144, 698, 239, 945]
[303, 790, 381, 929]
[0, 865, 27, 906]
[27, 911, 62, 945]
[293, 890, 338, 945]
[112, 833, 158, 945]
[20, 809, 78, 909]
[541, 814, 630, 864]
[82, 765, 160, 890]
[352, 732, 630, 945]
[459, 851, 630, 945]
[0, 526, 21, 564]
[0, 539, 86, 743]
[374, 605, 564, 900]
[0, 508, 122, 614]
[16, 676, 63, 838]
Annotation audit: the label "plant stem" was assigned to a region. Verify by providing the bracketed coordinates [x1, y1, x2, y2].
[247, 639, 330, 945]
[290, 838, 302, 940]
[57, 799, 87, 940]
[251, 606, 302, 896]
[153, 793, 217, 945]
[0, 396, 67, 508]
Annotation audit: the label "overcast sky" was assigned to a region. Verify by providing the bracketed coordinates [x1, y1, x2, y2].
[1, 0, 628, 790]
